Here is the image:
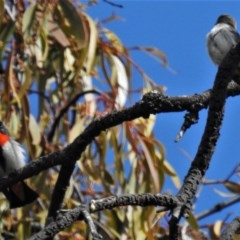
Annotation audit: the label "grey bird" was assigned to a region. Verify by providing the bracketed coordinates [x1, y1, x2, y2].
[207, 14, 240, 67]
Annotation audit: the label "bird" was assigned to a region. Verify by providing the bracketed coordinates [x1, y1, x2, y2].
[207, 14, 240, 83]
[0, 122, 38, 208]
[207, 14, 240, 66]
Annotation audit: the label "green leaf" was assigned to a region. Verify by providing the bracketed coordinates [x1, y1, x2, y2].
[163, 160, 181, 189]
[22, 3, 37, 40]
[29, 114, 41, 145]
[103, 28, 124, 53]
[187, 212, 199, 230]
[103, 169, 114, 185]
[0, 16, 15, 61]
[11, 64, 32, 103]
[58, 0, 88, 49]
[138, 136, 160, 192]
[82, 13, 98, 74]
[39, 25, 49, 63]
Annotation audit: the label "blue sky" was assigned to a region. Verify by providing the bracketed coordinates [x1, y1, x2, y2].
[87, 2, 240, 226]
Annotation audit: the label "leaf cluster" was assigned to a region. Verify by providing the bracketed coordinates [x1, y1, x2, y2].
[0, 0, 177, 239]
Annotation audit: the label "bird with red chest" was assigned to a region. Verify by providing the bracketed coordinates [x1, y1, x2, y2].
[0, 122, 38, 208]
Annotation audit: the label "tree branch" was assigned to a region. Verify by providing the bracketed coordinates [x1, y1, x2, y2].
[0, 83, 239, 192]
[103, 0, 123, 8]
[172, 43, 240, 238]
[196, 195, 240, 221]
[220, 216, 240, 240]
[0, 65, 239, 239]
[30, 193, 179, 240]
[47, 89, 101, 142]
[28, 205, 103, 240]
[46, 162, 76, 222]
[89, 193, 180, 211]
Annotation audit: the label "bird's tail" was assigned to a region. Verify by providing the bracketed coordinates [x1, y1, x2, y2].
[2, 181, 38, 208]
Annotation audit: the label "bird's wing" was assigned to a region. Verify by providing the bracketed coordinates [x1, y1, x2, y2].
[207, 25, 240, 65]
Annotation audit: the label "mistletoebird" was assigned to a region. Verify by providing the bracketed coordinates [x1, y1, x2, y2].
[207, 14, 240, 80]
[0, 122, 38, 208]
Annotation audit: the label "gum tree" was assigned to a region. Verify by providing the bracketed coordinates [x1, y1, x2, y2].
[0, 1, 240, 239]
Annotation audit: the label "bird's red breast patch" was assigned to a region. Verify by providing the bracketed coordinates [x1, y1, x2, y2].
[0, 133, 9, 146]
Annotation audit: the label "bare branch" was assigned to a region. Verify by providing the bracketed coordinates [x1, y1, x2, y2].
[39, 206, 102, 240]
[46, 162, 75, 221]
[47, 89, 101, 142]
[30, 193, 180, 240]
[220, 217, 240, 240]
[172, 43, 240, 237]
[89, 193, 180, 211]
[0, 83, 239, 192]
[103, 0, 123, 8]
[196, 196, 240, 221]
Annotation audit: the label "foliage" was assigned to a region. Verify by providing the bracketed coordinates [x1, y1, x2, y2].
[0, 0, 180, 239]
[2, 1, 240, 239]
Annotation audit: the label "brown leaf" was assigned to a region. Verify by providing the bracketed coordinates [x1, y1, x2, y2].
[223, 181, 240, 194]
[131, 46, 168, 66]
